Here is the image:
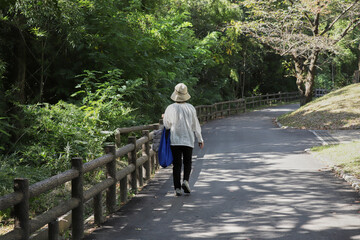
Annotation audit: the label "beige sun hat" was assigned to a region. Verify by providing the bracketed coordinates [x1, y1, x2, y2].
[170, 83, 191, 102]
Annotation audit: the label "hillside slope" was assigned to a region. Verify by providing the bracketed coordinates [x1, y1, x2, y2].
[278, 83, 360, 130]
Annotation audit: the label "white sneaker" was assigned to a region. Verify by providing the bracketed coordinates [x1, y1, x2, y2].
[175, 188, 182, 196]
[182, 180, 191, 194]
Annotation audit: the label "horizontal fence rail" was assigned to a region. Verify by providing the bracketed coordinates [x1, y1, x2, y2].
[0, 127, 160, 240]
[195, 92, 299, 122]
[0, 91, 299, 240]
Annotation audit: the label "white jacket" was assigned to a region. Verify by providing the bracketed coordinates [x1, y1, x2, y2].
[163, 103, 203, 148]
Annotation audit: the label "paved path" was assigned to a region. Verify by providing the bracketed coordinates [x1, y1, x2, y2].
[86, 104, 360, 240]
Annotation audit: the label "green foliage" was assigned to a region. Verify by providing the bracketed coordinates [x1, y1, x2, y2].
[0, 117, 12, 151]
[315, 28, 360, 90]
[0, 66, 145, 194]
[14, 88, 141, 170]
[0, 160, 51, 196]
[236, 0, 360, 105]
[18, 102, 103, 168]
[0, 59, 11, 151]
[73, 69, 145, 128]
[0, 59, 5, 78]
[1, 0, 358, 223]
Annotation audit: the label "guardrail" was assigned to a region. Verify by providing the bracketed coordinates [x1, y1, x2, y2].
[0, 91, 299, 240]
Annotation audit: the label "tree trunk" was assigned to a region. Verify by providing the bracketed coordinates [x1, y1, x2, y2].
[354, 42, 360, 83]
[293, 57, 306, 105]
[39, 40, 45, 102]
[242, 53, 246, 99]
[17, 38, 26, 104]
[358, 42, 360, 79]
[293, 51, 319, 106]
[304, 50, 319, 104]
[294, 65, 313, 106]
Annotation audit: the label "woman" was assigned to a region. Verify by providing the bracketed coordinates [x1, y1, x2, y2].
[163, 83, 204, 196]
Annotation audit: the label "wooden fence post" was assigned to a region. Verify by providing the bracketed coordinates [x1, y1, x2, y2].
[205, 107, 208, 122]
[208, 106, 211, 121]
[128, 136, 138, 194]
[115, 128, 128, 205]
[105, 145, 116, 213]
[155, 120, 163, 170]
[278, 92, 281, 103]
[212, 105, 216, 119]
[94, 193, 103, 225]
[143, 130, 151, 181]
[71, 157, 84, 240]
[209, 106, 212, 120]
[48, 219, 59, 240]
[228, 102, 231, 116]
[14, 178, 29, 240]
[115, 129, 121, 149]
[120, 176, 128, 204]
[138, 160, 144, 188]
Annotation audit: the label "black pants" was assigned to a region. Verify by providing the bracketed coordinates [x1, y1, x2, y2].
[171, 146, 193, 190]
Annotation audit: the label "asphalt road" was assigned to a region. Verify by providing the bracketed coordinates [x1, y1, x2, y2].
[85, 104, 360, 240]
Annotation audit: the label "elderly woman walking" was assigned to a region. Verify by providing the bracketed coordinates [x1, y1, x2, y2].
[163, 83, 204, 196]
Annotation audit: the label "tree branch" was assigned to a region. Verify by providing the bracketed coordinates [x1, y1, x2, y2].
[334, 17, 360, 43]
[320, 0, 360, 36]
[313, 12, 320, 35]
[288, 0, 315, 28]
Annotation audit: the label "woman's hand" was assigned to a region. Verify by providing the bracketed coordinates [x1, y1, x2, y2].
[198, 142, 204, 149]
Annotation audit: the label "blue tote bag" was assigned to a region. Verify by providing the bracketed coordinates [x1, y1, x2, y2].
[158, 129, 173, 168]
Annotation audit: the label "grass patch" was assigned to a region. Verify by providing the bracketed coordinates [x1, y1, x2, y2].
[278, 83, 360, 130]
[311, 141, 360, 178]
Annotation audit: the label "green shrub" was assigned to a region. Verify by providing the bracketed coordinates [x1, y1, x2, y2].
[0, 71, 148, 220]
[17, 101, 103, 170]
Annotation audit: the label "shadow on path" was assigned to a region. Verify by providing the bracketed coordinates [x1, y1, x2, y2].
[85, 104, 360, 240]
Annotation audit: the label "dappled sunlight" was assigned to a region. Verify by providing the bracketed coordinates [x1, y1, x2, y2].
[86, 104, 360, 240]
[241, 184, 271, 193]
[302, 214, 360, 231]
[226, 185, 241, 192]
[179, 222, 248, 239]
[262, 106, 300, 113]
[171, 165, 360, 239]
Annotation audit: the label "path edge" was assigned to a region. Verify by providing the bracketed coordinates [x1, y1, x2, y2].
[275, 117, 360, 196]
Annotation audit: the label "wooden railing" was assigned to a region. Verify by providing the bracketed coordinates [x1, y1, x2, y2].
[196, 92, 299, 122]
[0, 91, 298, 240]
[0, 125, 160, 240]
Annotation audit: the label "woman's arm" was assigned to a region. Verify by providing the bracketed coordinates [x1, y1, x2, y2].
[191, 106, 204, 145]
[162, 105, 173, 130]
